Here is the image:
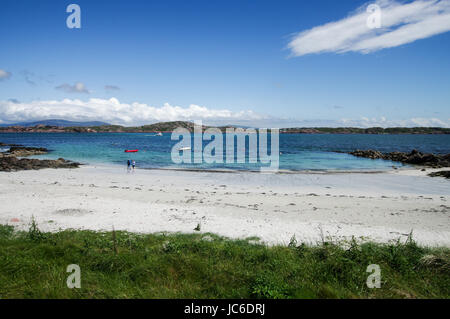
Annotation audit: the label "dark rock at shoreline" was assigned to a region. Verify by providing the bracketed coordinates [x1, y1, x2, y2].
[428, 171, 450, 179]
[347, 149, 450, 168]
[0, 142, 22, 147]
[8, 146, 48, 156]
[0, 156, 80, 172]
[0, 141, 79, 171]
[0, 143, 49, 157]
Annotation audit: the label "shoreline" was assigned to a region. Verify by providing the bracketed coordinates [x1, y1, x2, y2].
[29, 157, 425, 175]
[32, 154, 413, 174]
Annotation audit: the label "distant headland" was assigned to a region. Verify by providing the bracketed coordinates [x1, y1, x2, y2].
[0, 119, 449, 134]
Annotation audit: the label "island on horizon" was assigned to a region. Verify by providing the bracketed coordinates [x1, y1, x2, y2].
[0, 119, 449, 134]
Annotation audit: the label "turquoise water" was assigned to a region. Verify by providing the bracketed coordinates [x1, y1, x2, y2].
[1, 133, 449, 171]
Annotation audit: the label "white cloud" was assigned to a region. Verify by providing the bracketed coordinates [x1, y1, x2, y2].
[0, 98, 266, 126]
[55, 82, 91, 94]
[288, 0, 450, 56]
[339, 116, 450, 127]
[0, 98, 447, 128]
[0, 69, 12, 81]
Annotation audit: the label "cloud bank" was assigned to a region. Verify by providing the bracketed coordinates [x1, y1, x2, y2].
[0, 98, 448, 127]
[0, 98, 265, 126]
[288, 0, 450, 56]
[339, 116, 450, 128]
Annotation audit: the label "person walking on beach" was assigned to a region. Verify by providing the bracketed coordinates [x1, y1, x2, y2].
[132, 160, 136, 171]
[127, 159, 131, 172]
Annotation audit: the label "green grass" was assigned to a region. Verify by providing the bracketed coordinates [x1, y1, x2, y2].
[0, 222, 448, 299]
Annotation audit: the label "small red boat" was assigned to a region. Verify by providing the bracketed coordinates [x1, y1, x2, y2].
[124, 149, 138, 153]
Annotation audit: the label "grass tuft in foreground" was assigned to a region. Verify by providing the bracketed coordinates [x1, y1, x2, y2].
[0, 223, 448, 299]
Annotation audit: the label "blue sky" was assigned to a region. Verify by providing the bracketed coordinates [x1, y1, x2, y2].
[0, 0, 449, 127]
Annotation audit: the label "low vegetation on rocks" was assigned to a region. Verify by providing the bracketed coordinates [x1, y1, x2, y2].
[347, 149, 450, 168]
[0, 156, 80, 172]
[428, 171, 450, 179]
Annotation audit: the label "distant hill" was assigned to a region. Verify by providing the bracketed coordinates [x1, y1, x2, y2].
[0, 119, 110, 127]
[0, 120, 449, 134]
[280, 127, 450, 134]
[82, 121, 202, 133]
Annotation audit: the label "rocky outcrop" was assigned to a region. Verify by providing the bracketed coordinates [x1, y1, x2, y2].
[347, 149, 450, 168]
[428, 171, 450, 179]
[348, 149, 384, 159]
[0, 144, 49, 157]
[0, 157, 80, 172]
[0, 142, 21, 147]
[0, 142, 80, 171]
[7, 146, 48, 157]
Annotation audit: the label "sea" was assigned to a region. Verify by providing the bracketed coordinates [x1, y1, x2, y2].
[1, 133, 449, 172]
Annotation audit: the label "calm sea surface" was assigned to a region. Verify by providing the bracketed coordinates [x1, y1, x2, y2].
[1, 133, 449, 171]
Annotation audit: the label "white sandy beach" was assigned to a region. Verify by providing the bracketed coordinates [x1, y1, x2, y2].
[0, 165, 449, 246]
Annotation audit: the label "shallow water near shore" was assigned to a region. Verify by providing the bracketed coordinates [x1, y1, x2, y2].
[1, 132, 449, 171]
